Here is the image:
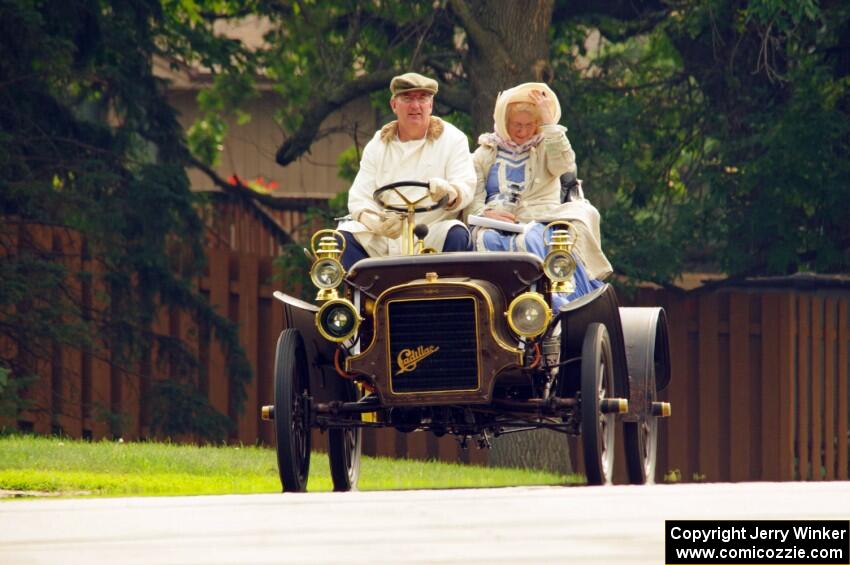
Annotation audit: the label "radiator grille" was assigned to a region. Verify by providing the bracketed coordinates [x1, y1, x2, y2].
[387, 297, 479, 393]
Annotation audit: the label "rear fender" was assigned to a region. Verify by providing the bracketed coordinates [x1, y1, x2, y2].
[618, 307, 672, 421]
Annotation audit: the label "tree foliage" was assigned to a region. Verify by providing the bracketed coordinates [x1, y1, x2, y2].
[0, 0, 252, 440]
[3, 0, 848, 434]
[175, 0, 849, 280]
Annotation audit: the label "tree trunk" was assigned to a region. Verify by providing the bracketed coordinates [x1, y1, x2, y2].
[458, 0, 555, 137]
[489, 429, 574, 475]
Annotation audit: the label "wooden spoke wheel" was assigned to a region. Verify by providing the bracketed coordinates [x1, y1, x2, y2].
[580, 323, 616, 485]
[624, 407, 658, 485]
[328, 380, 362, 492]
[623, 341, 664, 484]
[273, 329, 311, 493]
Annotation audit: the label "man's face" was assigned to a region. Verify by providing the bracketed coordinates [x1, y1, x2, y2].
[390, 90, 434, 138]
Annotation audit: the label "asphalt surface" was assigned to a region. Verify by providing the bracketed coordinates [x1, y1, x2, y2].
[1, 482, 848, 564]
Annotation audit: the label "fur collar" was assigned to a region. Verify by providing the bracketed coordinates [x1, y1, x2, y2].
[380, 116, 444, 143]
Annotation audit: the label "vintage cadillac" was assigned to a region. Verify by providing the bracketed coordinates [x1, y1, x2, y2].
[261, 182, 671, 492]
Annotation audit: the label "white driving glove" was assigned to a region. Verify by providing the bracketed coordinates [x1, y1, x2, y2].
[428, 177, 460, 210]
[357, 209, 403, 239]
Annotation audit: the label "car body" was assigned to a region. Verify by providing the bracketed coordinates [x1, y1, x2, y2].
[262, 187, 671, 492]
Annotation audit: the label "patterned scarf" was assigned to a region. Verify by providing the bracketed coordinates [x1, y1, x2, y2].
[480, 131, 544, 154]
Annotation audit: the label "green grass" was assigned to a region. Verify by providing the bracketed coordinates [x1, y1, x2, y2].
[0, 434, 580, 498]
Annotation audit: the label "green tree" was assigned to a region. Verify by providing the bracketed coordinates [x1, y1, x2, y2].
[178, 0, 848, 279]
[0, 0, 251, 440]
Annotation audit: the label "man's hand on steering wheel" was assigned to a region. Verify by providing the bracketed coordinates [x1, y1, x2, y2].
[428, 178, 460, 210]
[356, 209, 403, 238]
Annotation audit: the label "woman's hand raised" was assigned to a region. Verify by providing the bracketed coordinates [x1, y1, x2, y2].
[528, 90, 555, 125]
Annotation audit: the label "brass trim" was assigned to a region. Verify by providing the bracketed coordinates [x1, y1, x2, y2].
[542, 220, 578, 250]
[310, 257, 345, 290]
[315, 298, 362, 343]
[315, 287, 340, 302]
[384, 295, 481, 395]
[425, 272, 438, 282]
[310, 229, 346, 257]
[507, 292, 552, 338]
[652, 401, 672, 417]
[312, 257, 344, 302]
[345, 279, 523, 372]
[543, 250, 576, 283]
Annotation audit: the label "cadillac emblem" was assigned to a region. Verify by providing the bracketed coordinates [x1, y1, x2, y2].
[395, 345, 440, 375]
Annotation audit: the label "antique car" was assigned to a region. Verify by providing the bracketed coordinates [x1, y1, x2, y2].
[261, 182, 671, 492]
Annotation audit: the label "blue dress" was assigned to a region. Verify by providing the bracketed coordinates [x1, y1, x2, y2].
[476, 148, 603, 310]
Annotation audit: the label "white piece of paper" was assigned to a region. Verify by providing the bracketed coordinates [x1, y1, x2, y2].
[468, 214, 531, 234]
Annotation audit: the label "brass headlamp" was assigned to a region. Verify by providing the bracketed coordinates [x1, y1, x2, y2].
[543, 221, 578, 295]
[309, 229, 346, 301]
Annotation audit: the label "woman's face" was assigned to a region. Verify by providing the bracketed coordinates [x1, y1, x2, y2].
[507, 110, 538, 144]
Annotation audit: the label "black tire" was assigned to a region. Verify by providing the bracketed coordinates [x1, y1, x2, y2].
[580, 323, 616, 485]
[624, 353, 659, 485]
[624, 415, 658, 485]
[328, 381, 362, 492]
[274, 329, 311, 493]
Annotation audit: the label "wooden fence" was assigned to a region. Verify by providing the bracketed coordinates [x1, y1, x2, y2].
[630, 284, 849, 482]
[5, 231, 849, 482]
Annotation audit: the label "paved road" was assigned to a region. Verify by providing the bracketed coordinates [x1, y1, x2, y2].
[1, 482, 848, 564]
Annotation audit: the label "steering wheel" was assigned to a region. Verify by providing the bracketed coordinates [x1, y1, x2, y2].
[373, 181, 448, 213]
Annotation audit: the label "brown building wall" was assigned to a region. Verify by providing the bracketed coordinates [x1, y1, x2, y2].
[166, 90, 379, 200]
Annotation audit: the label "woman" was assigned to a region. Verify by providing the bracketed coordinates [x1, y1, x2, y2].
[467, 82, 612, 305]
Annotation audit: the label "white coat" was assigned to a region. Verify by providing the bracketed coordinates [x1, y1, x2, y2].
[467, 83, 612, 280]
[337, 117, 476, 256]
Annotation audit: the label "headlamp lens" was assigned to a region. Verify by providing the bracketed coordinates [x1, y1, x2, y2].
[311, 258, 343, 289]
[317, 299, 359, 342]
[507, 293, 551, 338]
[544, 251, 576, 282]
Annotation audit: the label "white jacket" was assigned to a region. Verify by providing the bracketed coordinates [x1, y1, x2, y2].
[468, 82, 612, 280]
[338, 117, 476, 256]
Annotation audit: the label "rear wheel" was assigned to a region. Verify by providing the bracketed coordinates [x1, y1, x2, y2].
[580, 323, 615, 485]
[274, 329, 311, 492]
[624, 350, 660, 484]
[328, 381, 362, 491]
[624, 413, 658, 484]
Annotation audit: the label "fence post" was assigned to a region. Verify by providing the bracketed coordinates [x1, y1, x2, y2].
[811, 297, 824, 480]
[698, 293, 721, 481]
[729, 292, 752, 481]
[824, 298, 836, 480]
[797, 296, 811, 480]
[838, 299, 848, 480]
[206, 248, 230, 431]
[237, 254, 259, 444]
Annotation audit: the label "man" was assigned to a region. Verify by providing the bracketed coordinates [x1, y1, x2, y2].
[337, 72, 476, 268]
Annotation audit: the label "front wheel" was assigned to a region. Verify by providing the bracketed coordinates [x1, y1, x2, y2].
[273, 329, 312, 492]
[328, 381, 362, 491]
[580, 323, 616, 485]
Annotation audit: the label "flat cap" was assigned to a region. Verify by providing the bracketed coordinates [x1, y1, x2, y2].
[390, 72, 438, 96]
